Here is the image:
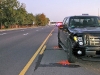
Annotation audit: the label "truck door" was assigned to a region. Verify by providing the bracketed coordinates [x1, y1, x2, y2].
[62, 18, 70, 48]
[59, 18, 67, 44]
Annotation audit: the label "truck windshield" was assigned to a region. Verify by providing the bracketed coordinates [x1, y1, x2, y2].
[69, 16, 100, 28]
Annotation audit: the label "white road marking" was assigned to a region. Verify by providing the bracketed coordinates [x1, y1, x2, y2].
[0, 34, 3, 35]
[23, 33, 29, 35]
[3, 33, 7, 34]
[21, 30, 24, 31]
[42, 28, 43, 29]
[36, 30, 39, 31]
[0, 33, 7, 35]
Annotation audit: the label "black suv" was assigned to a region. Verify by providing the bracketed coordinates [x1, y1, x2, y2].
[58, 15, 100, 63]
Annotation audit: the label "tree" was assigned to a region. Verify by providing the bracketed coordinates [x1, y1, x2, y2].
[35, 13, 50, 26]
[45, 18, 50, 25]
[39, 13, 46, 26]
[35, 14, 41, 26]
[0, 0, 49, 29]
[26, 13, 35, 25]
[0, 0, 21, 28]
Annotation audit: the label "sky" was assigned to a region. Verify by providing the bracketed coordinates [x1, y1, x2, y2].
[18, 0, 100, 22]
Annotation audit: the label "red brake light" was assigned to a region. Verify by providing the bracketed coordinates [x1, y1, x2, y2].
[57, 22, 63, 28]
[57, 22, 62, 26]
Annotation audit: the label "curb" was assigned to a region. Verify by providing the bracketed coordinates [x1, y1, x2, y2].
[0, 28, 26, 31]
[0, 27, 38, 32]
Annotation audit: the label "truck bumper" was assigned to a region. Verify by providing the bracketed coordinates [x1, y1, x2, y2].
[73, 46, 100, 56]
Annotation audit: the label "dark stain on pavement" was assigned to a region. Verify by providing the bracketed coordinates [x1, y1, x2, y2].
[34, 54, 44, 71]
[39, 63, 80, 68]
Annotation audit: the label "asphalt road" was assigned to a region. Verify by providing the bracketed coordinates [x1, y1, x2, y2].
[0, 26, 100, 75]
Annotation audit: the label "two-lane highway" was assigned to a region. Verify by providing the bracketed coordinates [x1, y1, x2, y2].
[0, 26, 54, 75]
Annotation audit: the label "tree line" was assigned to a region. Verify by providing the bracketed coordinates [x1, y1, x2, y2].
[0, 0, 50, 29]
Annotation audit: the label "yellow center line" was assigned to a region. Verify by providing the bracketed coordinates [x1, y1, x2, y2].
[19, 28, 54, 75]
[39, 45, 46, 54]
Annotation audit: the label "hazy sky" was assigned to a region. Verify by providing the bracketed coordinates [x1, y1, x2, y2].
[18, 0, 100, 22]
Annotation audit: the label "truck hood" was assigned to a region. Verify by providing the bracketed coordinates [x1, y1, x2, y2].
[69, 27, 100, 34]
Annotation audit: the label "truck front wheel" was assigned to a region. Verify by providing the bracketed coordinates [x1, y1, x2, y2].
[66, 38, 76, 63]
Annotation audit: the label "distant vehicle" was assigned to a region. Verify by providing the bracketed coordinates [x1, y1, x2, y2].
[56, 22, 63, 27]
[58, 15, 100, 63]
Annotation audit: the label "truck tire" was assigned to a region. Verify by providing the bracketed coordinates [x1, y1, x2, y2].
[67, 38, 76, 63]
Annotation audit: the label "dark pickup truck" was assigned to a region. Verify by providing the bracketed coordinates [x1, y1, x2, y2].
[58, 15, 100, 63]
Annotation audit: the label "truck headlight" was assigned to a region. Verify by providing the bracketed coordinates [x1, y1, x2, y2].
[78, 37, 83, 41]
[74, 36, 78, 42]
[74, 36, 83, 43]
[78, 37, 83, 45]
[79, 42, 83, 45]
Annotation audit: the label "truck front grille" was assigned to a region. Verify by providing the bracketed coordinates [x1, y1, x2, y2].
[84, 34, 100, 46]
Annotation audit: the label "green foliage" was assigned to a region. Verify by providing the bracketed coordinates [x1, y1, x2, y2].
[0, 0, 49, 29]
[35, 13, 50, 26]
